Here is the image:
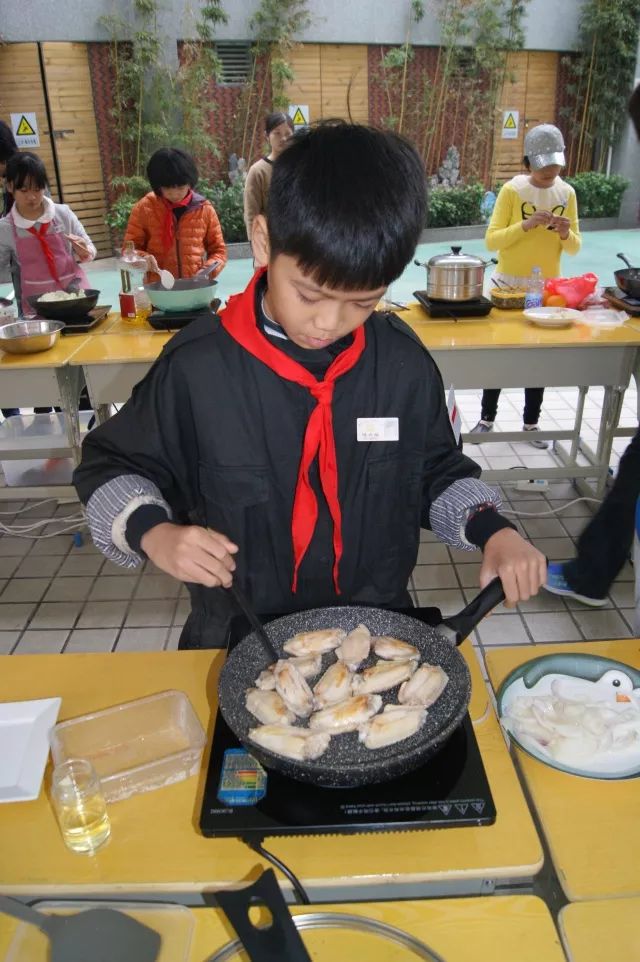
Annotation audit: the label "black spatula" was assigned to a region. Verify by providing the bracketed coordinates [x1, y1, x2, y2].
[216, 869, 312, 961]
[0, 897, 162, 962]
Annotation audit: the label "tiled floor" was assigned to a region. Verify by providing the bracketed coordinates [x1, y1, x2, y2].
[0, 384, 637, 667]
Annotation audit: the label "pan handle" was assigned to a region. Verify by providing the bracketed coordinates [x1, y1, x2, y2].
[216, 869, 312, 962]
[438, 577, 505, 645]
[617, 252, 633, 270]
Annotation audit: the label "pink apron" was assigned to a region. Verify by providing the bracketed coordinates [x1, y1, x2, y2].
[11, 215, 90, 316]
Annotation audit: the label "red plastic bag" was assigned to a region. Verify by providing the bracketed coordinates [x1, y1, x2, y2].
[543, 273, 598, 309]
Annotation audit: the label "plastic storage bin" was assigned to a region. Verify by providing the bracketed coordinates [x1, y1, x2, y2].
[50, 690, 206, 803]
[3, 901, 194, 962]
[0, 412, 91, 487]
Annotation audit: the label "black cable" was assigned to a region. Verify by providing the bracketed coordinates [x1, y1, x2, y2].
[243, 837, 310, 905]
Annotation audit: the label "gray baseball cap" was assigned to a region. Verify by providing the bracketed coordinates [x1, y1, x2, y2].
[524, 124, 566, 170]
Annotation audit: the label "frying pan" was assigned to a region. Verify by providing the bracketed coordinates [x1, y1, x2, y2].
[27, 289, 100, 321]
[217, 579, 505, 788]
[144, 277, 217, 312]
[614, 253, 640, 298]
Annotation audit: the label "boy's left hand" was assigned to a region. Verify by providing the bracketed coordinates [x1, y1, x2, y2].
[479, 528, 546, 606]
[65, 233, 92, 261]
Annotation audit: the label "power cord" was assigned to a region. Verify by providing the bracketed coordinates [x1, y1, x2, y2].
[500, 495, 602, 518]
[243, 837, 310, 905]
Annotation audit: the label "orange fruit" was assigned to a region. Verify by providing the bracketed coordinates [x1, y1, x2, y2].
[546, 293, 567, 308]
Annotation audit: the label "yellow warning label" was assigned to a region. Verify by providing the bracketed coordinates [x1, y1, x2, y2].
[291, 107, 306, 126]
[503, 112, 517, 130]
[16, 115, 36, 137]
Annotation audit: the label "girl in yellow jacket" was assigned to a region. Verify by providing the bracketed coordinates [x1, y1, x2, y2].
[470, 124, 581, 447]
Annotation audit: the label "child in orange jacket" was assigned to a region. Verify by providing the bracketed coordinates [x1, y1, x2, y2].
[124, 148, 227, 282]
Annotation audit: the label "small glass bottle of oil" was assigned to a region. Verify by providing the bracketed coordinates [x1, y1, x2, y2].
[51, 759, 111, 855]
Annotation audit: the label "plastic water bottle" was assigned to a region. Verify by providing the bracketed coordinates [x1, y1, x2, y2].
[524, 267, 544, 310]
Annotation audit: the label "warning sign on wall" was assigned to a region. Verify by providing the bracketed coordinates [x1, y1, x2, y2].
[288, 105, 309, 128]
[11, 112, 40, 148]
[501, 110, 519, 140]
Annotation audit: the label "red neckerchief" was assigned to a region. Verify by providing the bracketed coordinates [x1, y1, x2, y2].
[160, 190, 193, 252]
[219, 268, 366, 593]
[26, 222, 61, 284]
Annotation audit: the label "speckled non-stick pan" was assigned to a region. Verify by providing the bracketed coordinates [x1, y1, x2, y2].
[217, 579, 504, 788]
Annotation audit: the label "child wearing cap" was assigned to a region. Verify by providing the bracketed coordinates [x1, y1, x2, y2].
[243, 112, 295, 242]
[471, 124, 581, 446]
[74, 122, 546, 649]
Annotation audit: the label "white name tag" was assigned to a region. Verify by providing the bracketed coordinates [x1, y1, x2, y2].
[356, 417, 399, 442]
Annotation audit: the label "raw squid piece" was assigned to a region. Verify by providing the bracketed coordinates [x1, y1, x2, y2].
[352, 658, 417, 695]
[245, 688, 295, 726]
[274, 660, 314, 718]
[283, 628, 346, 657]
[309, 694, 382, 734]
[313, 661, 353, 709]
[336, 623, 371, 671]
[359, 704, 427, 750]
[399, 663, 449, 707]
[372, 636, 419, 662]
[248, 724, 331, 761]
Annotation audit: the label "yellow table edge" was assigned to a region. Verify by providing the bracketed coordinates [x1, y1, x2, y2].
[0, 895, 565, 962]
[558, 896, 640, 961]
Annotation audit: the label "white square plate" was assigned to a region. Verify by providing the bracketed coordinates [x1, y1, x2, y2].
[0, 698, 62, 802]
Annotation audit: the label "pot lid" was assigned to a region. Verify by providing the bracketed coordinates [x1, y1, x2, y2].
[427, 246, 486, 269]
[208, 912, 448, 961]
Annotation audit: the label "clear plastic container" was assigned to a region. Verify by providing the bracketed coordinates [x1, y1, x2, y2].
[50, 690, 206, 803]
[3, 901, 194, 962]
[0, 412, 91, 487]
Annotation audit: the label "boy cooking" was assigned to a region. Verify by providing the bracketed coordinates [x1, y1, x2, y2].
[74, 123, 546, 649]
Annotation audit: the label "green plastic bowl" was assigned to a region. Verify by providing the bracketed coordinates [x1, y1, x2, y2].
[144, 278, 217, 313]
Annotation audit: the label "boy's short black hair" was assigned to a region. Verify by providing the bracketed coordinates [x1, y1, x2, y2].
[265, 111, 294, 136]
[266, 121, 427, 291]
[146, 148, 198, 193]
[5, 151, 49, 190]
[0, 121, 18, 164]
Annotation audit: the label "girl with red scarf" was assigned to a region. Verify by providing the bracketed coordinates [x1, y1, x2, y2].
[0, 152, 95, 317]
[123, 148, 227, 283]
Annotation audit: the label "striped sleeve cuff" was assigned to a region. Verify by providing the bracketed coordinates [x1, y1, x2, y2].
[429, 477, 502, 552]
[86, 474, 172, 567]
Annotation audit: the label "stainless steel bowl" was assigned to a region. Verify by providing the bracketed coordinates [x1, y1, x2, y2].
[0, 319, 64, 355]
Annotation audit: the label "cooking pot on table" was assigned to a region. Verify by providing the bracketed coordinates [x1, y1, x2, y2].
[414, 247, 495, 302]
[614, 253, 640, 299]
[144, 277, 217, 313]
[217, 578, 505, 789]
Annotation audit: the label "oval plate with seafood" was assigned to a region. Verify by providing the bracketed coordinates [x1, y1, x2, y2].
[497, 653, 640, 779]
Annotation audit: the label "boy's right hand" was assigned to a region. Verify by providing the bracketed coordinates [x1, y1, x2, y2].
[522, 210, 552, 231]
[140, 522, 238, 588]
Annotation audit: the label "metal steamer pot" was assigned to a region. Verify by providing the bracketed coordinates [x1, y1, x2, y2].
[217, 579, 505, 789]
[415, 246, 494, 302]
[615, 253, 640, 299]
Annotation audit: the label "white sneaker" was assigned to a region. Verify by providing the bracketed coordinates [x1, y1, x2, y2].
[468, 420, 494, 444]
[523, 424, 549, 449]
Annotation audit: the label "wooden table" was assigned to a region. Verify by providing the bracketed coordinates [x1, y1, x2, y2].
[71, 307, 640, 496]
[0, 642, 543, 902]
[0, 895, 565, 961]
[0, 334, 93, 500]
[558, 896, 640, 961]
[402, 304, 640, 496]
[67, 326, 172, 424]
[485, 638, 640, 902]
